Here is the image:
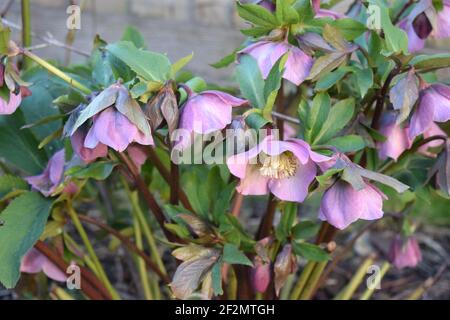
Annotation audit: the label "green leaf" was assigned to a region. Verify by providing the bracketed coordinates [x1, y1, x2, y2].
[292, 221, 320, 240]
[313, 98, 355, 145]
[276, 0, 300, 25]
[355, 167, 410, 193]
[223, 244, 253, 267]
[241, 26, 273, 37]
[245, 111, 271, 129]
[211, 50, 237, 69]
[66, 161, 116, 180]
[0, 192, 53, 288]
[315, 68, 348, 91]
[410, 54, 450, 72]
[354, 67, 374, 97]
[121, 25, 146, 49]
[236, 2, 279, 28]
[331, 18, 367, 40]
[0, 175, 28, 200]
[0, 111, 48, 174]
[305, 92, 331, 143]
[171, 53, 194, 78]
[292, 242, 330, 262]
[369, 0, 408, 54]
[327, 135, 366, 152]
[107, 41, 171, 82]
[211, 261, 223, 296]
[307, 52, 348, 82]
[236, 55, 265, 108]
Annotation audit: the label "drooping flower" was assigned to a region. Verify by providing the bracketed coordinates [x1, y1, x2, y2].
[418, 122, 447, 156]
[176, 89, 246, 149]
[319, 180, 387, 230]
[399, 0, 450, 52]
[239, 41, 313, 86]
[69, 83, 154, 153]
[398, 0, 433, 52]
[227, 136, 330, 202]
[377, 112, 412, 161]
[409, 84, 450, 140]
[20, 248, 67, 282]
[318, 154, 408, 230]
[26, 149, 76, 197]
[251, 257, 271, 293]
[312, 0, 345, 19]
[71, 125, 108, 164]
[0, 63, 30, 115]
[432, 0, 450, 39]
[388, 235, 422, 269]
[127, 144, 148, 172]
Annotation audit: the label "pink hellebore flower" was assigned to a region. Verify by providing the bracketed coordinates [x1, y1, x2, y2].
[388, 235, 422, 269]
[251, 258, 271, 293]
[239, 41, 313, 86]
[85, 107, 153, 153]
[20, 248, 67, 282]
[312, 0, 345, 19]
[71, 126, 108, 164]
[0, 90, 21, 115]
[319, 180, 387, 230]
[418, 122, 447, 156]
[179, 90, 247, 135]
[409, 84, 450, 140]
[26, 150, 76, 197]
[377, 112, 412, 161]
[432, 0, 450, 39]
[227, 136, 330, 202]
[398, 0, 433, 52]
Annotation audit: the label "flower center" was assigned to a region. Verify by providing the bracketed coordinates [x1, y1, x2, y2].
[259, 152, 297, 179]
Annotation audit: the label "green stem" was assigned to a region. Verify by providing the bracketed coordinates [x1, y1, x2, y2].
[335, 255, 375, 300]
[359, 261, 390, 300]
[132, 206, 153, 300]
[289, 261, 316, 300]
[298, 261, 328, 300]
[122, 176, 167, 276]
[22, 49, 91, 94]
[67, 202, 120, 300]
[21, 0, 32, 69]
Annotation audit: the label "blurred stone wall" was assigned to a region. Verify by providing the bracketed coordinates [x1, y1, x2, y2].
[5, 0, 247, 84]
[3, 0, 449, 84]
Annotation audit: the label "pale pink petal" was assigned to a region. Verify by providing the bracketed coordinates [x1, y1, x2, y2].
[71, 128, 108, 164]
[409, 91, 435, 139]
[430, 84, 450, 122]
[378, 112, 413, 161]
[282, 46, 313, 85]
[0, 92, 22, 115]
[269, 159, 316, 202]
[236, 164, 270, 195]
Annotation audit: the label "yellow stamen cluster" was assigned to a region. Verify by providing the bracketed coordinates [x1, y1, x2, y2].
[259, 152, 297, 179]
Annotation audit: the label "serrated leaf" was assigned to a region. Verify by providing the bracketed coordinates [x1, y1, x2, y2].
[223, 244, 253, 267]
[121, 25, 146, 49]
[211, 50, 237, 69]
[107, 41, 171, 82]
[315, 68, 348, 91]
[0, 175, 28, 200]
[276, 0, 300, 25]
[237, 2, 279, 28]
[331, 18, 367, 40]
[354, 67, 373, 97]
[292, 242, 330, 262]
[0, 192, 53, 288]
